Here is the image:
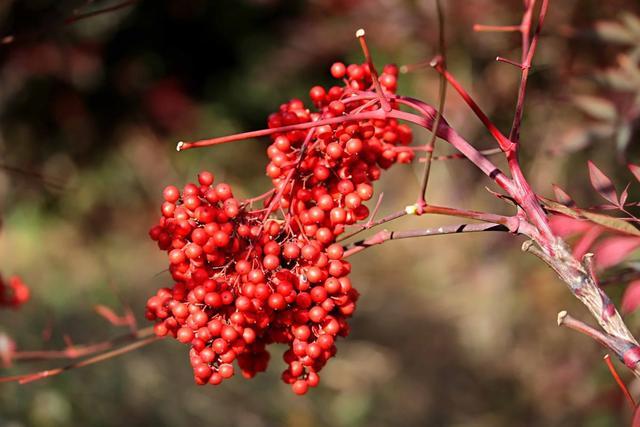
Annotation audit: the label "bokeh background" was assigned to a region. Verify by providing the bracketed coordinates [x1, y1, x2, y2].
[1, 1, 640, 426]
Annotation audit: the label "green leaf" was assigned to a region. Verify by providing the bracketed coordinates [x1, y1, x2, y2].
[616, 123, 632, 155]
[595, 21, 636, 44]
[621, 12, 640, 37]
[540, 198, 581, 218]
[581, 211, 640, 236]
[573, 95, 617, 121]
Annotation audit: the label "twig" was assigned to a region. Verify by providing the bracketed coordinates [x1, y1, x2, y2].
[558, 311, 640, 375]
[1, 334, 161, 384]
[603, 354, 636, 409]
[1, 0, 138, 46]
[64, 0, 137, 24]
[473, 24, 522, 32]
[11, 326, 154, 362]
[509, 0, 549, 143]
[430, 61, 514, 152]
[417, 0, 447, 212]
[343, 223, 508, 257]
[356, 29, 392, 112]
[496, 56, 525, 69]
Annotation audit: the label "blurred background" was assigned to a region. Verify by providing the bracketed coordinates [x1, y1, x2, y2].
[1, 0, 640, 426]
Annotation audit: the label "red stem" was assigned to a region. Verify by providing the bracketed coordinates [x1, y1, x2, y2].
[177, 110, 386, 151]
[356, 29, 392, 113]
[386, 108, 515, 194]
[431, 61, 514, 152]
[603, 354, 636, 409]
[509, 0, 548, 143]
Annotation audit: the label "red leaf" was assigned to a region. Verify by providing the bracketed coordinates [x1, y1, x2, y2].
[573, 226, 604, 260]
[620, 183, 630, 207]
[548, 215, 592, 238]
[629, 163, 640, 183]
[621, 280, 640, 314]
[552, 184, 575, 207]
[594, 236, 640, 269]
[588, 161, 619, 206]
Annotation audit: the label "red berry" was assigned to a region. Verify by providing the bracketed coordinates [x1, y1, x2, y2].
[177, 327, 194, 343]
[292, 379, 308, 395]
[309, 86, 326, 103]
[163, 185, 180, 203]
[330, 62, 346, 79]
[219, 363, 234, 379]
[198, 171, 214, 186]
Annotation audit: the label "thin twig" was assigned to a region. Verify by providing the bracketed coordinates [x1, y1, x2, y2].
[64, 0, 137, 24]
[603, 354, 636, 409]
[1, 334, 161, 384]
[11, 326, 154, 362]
[1, 0, 138, 45]
[343, 223, 508, 257]
[417, 0, 447, 211]
[509, 0, 549, 143]
[473, 24, 522, 32]
[356, 29, 392, 112]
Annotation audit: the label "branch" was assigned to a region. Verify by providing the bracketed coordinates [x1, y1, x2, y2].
[509, 0, 549, 143]
[339, 202, 522, 244]
[343, 223, 509, 257]
[526, 239, 640, 378]
[1, 332, 161, 384]
[473, 24, 522, 32]
[2, 1, 138, 45]
[355, 29, 392, 112]
[430, 60, 514, 152]
[387, 108, 516, 194]
[9, 326, 154, 363]
[64, 1, 138, 25]
[603, 354, 636, 409]
[557, 311, 640, 377]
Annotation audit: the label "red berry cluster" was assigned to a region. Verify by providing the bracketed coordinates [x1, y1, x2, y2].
[0, 275, 30, 308]
[265, 61, 413, 230]
[147, 61, 413, 394]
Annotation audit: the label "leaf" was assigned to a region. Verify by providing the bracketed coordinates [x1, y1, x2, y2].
[581, 210, 640, 236]
[548, 215, 592, 238]
[616, 123, 632, 155]
[629, 163, 640, 182]
[594, 236, 640, 269]
[552, 184, 576, 207]
[621, 12, 640, 37]
[573, 226, 605, 260]
[588, 161, 619, 205]
[573, 96, 617, 121]
[621, 280, 640, 314]
[595, 21, 636, 44]
[540, 198, 581, 218]
[620, 183, 630, 207]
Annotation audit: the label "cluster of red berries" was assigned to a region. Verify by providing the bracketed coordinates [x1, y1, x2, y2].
[147, 61, 413, 394]
[0, 275, 30, 309]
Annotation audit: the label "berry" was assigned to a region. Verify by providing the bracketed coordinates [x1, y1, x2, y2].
[330, 62, 346, 79]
